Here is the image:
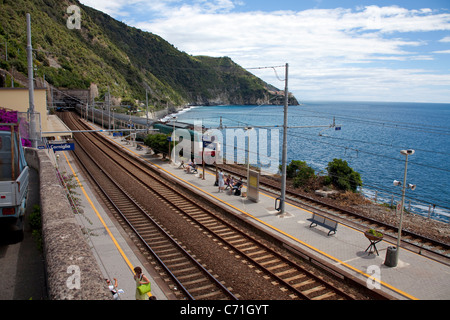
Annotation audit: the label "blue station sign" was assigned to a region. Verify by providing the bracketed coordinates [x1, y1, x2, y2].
[38, 143, 75, 151]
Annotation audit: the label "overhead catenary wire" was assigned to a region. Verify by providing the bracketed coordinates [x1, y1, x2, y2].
[293, 109, 450, 136]
[285, 130, 450, 174]
[185, 106, 450, 156]
[181, 114, 450, 174]
[175, 115, 450, 212]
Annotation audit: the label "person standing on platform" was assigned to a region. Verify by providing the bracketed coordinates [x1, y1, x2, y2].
[133, 267, 150, 300]
[218, 170, 225, 192]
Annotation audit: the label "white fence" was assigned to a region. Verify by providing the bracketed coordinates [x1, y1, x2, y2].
[361, 186, 450, 224]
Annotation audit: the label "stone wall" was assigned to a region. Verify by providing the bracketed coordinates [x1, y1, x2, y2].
[25, 148, 111, 300]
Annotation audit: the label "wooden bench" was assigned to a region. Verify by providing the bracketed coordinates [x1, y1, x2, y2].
[307, 213, 338, 236]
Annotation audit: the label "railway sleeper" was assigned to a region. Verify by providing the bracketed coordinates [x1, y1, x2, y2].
[172, 266, 198, 274]
[188, 284, 217, 294]
[237, 244, 259, 251]
[202, 222, 221, 228]
[158, 251, 181, 259]
[140, 230, 163, 237]
[222, 234, 243, 241]
[275, 268, 299, 277]
[287, 277, 310, 289]
[195, 291, 226, 300]
[163, 256, 187, 264]
[295, 279, 317, 289]
[263, 261, 285, 269]
[182, 278, 214, 287]
[195, 216, 215, 223]
[311, 291, 338, 300]
[176, 272, 204, 281]
[217, 230, 237, 237]
[128, 218, 151, 225]
[302, 285, 326, 296]
[168, 261, 194, 269]
[246, 249, 267, 256]
[266, 263, 288, 271]
[151, 243, 176, 250]
[252, 254, 274, 262]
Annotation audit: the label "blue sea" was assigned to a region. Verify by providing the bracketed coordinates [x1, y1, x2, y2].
[169, 101, 450, 223]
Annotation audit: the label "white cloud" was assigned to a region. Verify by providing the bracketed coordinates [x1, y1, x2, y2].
[434, 50, 450, 54]
[80, 0, 129, 16]
[79, 1, 450, 102]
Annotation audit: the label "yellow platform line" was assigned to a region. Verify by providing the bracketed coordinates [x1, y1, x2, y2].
[62, 151, 152, 298]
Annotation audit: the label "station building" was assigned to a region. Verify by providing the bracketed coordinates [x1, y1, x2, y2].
[0, 87, 72, 141]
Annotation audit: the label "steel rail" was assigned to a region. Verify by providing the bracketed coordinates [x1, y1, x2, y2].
[66, 112, 238, 300]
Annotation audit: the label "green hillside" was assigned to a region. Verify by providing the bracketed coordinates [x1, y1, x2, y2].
[0, 0, 298, 108]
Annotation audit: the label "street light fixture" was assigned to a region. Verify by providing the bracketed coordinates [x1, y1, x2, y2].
[392, 149, 416, 266]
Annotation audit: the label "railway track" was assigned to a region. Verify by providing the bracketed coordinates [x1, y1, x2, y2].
[65, 114, 237, 300]
[62, 111, 375, 300]
[217, 164, 450, 264]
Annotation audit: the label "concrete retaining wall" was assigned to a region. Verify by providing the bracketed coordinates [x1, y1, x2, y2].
[25, 148, 111, 300]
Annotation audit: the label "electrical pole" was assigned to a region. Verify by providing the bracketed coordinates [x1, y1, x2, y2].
[146, 89, 149, 134]
[26, 13, 37, 148]
[107, 87, 111, 134]
[278, 63, 289, 216]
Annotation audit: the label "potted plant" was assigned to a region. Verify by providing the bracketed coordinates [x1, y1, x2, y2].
[364, 228, 383, 241]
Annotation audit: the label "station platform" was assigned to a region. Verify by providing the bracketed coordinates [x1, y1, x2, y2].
[72, 119, 450, 300]
[54, 145, 172, 300]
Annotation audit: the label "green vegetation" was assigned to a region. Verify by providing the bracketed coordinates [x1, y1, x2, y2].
[282, 158, 362, 193]
[144, 133, 170, 158]
[280, 160, 316, 189]
[367, 229, 383, 238]
[0, 0, 297, 108]
[28, 204, 42, 251]
[326, 158, 362, 192]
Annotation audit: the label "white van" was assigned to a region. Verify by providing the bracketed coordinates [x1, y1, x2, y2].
[0, 124, 29, 242]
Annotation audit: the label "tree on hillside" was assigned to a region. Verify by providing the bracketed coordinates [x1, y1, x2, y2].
[326, 158, 362, 192]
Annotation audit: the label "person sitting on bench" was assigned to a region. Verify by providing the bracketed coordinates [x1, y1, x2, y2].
[185, 161, 194, 173]
[225, 175, 234, 190]
[232, 178, 243, 196]
[185, 161, 198, 174]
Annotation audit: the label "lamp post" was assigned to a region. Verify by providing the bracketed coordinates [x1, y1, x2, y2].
[172, 116, 177, 164]
[112, 108, 116, 132]
[392, 149, 416, 265]
[245, 127, 253, 183]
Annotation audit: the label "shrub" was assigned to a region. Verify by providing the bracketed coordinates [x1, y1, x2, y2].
[292, 165, 315, 188]
[28, 205, 41, 230]
[280, 160, 316, 188]
[326, 158, 362, 192]
[144, 133, 170, 158]
[28, 205, 43, 251]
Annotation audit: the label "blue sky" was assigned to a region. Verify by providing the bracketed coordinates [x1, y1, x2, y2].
[79, 0, 450, 103]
